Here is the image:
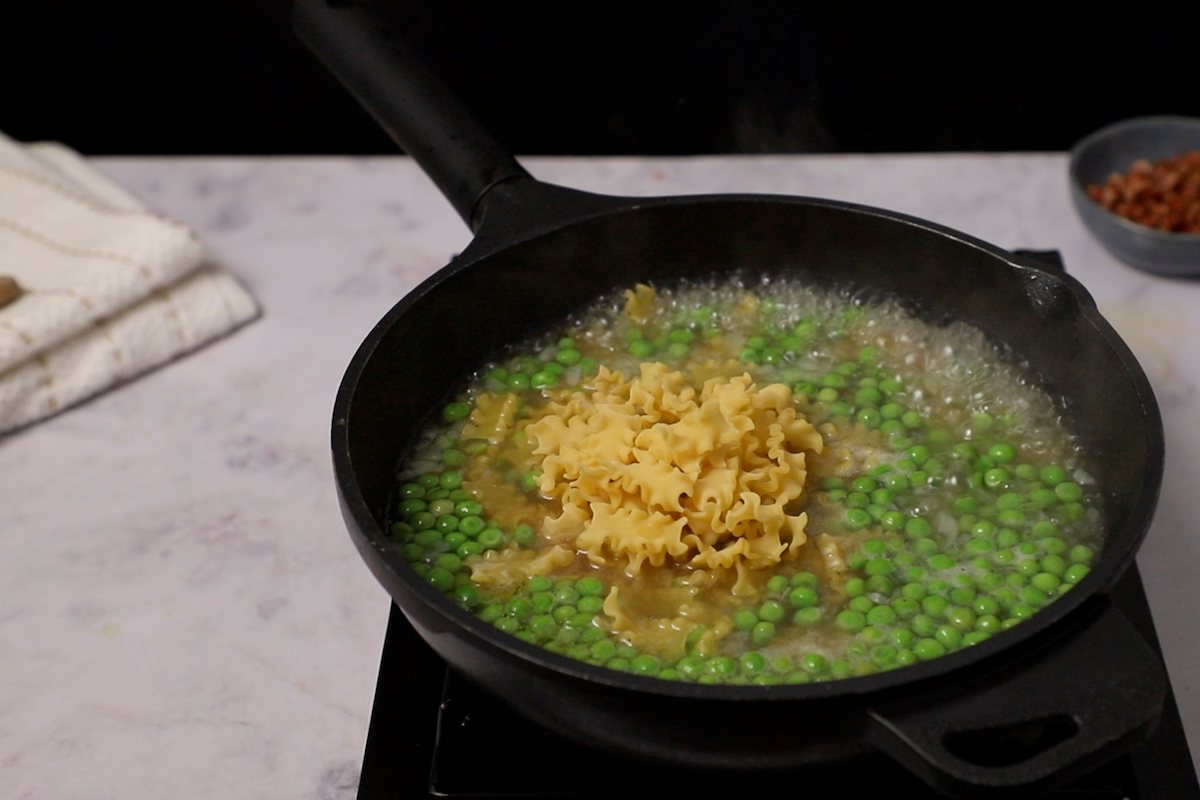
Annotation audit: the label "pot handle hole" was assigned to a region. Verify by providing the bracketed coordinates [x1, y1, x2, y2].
[867, 601, 1166, 798]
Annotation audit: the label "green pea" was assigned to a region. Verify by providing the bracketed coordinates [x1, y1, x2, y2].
[554, 585, 580, 605]
[1041, 536, 1068, 555]
[577, 596, 604, 615]
[988, 443, 1017, 463]
[676, 655, 706, 679]
[555, 348, 582, 366]
[529, 591, 555, 614]
[946, 606, 976, 631]
[434, 553, 463, 573]
[867, 605, 897, 626]
[928, 553, 955, 571]
[816, 386, 840, 403]
[751, 621, 777, 645]
[1068, 544, 1095, 564]
[527, 614, 558, 641]
[966, 537, 994, 555]
[793, 607, 823, 626]
[427, 567, 455, 592]
[457, 516, 485, 536]
[848, 596, 874, 614]
[1039, 465, 1066, 486]
[766, 575, 791, 595]
[516, 469, 541, 492]
[527, 576, 553, 593]
[791, 571, 819, 587]
[905, 516, 933, 539]
[914, 638, 947, 661]
[1064, 563, 1091, 584]
[734, 609, 759, 631]
[1040, 554, 1067, 576]
[758, 600, 786, 623]
[856, 387, 883, 406]
[935, 625, 963, 650]
[449, 582, 479, 607]
[1031, 572, 1061, 594]
[1014, 463, 1038, 480]
[995, 528, 1019, 547]
[801, 653, 829, 674]
[836, 610, 867, 633]
[788, 586, 819, 608]
[631, 655, 661, 676]
[1055, 482, 1084, 502]
[454, 499, 483, 517]
[995, 492, 1024, 511]
[866, 575, 895, 596]
[997, 509, 1026, 526]
[399, 482, 427, 500]
[442, 402, 471, 422]
[629, 339, 655, 358]
[865, 558, 893, 577]
[741, 651, 767, 675]
[911, 614, 937, 637]
[951, 497, 978, 516]
[412, 528, 441, 547]
[922, 595, 949, 618]
[477, 528, 505, 549]
[857, 408, 882, 427]
[983, 468, 1010, 489]
[513, 524, 535, 547]
[1029, 488, 1059, 508]
[427, 498, 455, 518]
[1021, 586, 1050, 608]
[913, 538, 939, 557]
[973, 595, 1000, 616]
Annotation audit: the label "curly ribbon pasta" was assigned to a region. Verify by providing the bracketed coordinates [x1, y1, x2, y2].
[527, 362, 823, 589]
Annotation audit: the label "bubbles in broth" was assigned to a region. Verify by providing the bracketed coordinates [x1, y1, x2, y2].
[389, 277, 1101, 684]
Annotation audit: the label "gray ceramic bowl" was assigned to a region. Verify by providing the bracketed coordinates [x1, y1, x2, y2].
[1069, 115, 1200, 277]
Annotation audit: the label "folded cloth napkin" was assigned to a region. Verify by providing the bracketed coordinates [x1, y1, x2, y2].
[0, 133, 258, 434]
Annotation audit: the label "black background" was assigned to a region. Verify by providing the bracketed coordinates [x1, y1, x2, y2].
[4, 1, 1198, 156]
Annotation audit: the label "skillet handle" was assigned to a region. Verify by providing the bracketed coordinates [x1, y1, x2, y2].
[293, 0, 529, 230]
[868, 599, 1166, 798]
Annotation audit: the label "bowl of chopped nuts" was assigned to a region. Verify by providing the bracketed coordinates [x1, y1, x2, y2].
[1069, 115, 1200, 277]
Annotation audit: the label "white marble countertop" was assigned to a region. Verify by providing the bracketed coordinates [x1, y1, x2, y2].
[3, 154, 1197, 797]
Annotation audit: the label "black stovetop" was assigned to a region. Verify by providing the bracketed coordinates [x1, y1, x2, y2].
[356, 563, 1198, 799]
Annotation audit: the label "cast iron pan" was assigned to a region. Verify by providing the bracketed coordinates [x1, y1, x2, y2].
[294, 2, 1167, 796]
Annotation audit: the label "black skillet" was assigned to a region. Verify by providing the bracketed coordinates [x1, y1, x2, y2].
[294, 2, 1167, 796]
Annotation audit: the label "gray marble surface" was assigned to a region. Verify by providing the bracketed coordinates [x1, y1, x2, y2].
[3, 154, 1196, 797]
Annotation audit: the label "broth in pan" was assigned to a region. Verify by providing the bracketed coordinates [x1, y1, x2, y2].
[389, 277, 1102, 684]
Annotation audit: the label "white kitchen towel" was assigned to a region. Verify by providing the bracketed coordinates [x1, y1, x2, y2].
[0, 133, 258, 434]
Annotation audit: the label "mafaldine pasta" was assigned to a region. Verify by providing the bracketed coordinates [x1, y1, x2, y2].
[529, 363, 823, 594]
[389, 278, 1103, 684]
